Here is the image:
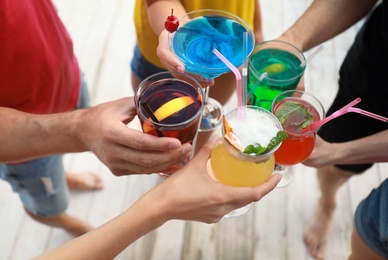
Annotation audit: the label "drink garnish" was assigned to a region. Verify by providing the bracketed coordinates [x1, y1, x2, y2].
[165, 9, 179, 33]
[275, 100, 315, 130]
[153, 96, 194, 121]
[223, 115, 286, 155]
[223, 116, 244, 151]
[243, 131, 287, 155]
[260, 63, 288, 75]
[260, 58, 289, 76]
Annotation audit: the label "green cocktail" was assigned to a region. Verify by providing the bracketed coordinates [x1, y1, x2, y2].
[247, 40, 306, 111]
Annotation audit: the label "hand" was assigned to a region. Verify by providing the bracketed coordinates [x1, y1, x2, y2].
[156, 30, 214, 87]
[76, 97, 192, 176]
[302, 135, 335, 168]
[157, 30, 184, 73]
[148, 135, 282, 224]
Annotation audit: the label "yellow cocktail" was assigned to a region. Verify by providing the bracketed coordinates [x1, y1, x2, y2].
[210, 106, 283, 188]
[211, 139, 275, 187]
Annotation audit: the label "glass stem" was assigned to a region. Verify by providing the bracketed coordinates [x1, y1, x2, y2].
[204, 86, 210, 106]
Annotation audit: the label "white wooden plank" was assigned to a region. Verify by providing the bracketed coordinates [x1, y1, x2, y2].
[0, 182, 26, 260]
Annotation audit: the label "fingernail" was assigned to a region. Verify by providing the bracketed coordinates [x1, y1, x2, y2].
[182, 144, 192, 155]
[276, 173, 282, 182]
[209, 135, 219, 144]
[168, 140, 181, 150]
[176, 65, 184, 73]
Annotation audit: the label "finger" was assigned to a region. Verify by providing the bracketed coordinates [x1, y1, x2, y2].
[118, 128, 184, 151]
[251, 173, 282, 201]
[191, 135, 220, 164]
[113, 148, 191, 175]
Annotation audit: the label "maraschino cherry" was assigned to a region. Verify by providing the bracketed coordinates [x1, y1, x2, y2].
[165, 9, 179, 33]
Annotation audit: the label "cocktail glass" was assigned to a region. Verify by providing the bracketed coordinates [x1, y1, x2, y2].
[247, 40, 306, 111]
[169, 9, 254, 132]
[271, 90, 325, 187]
[134, 71, 204, 176]
[210, 105, 283, 217]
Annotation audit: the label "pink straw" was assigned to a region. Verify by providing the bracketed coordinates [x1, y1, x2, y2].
[212, 49, 243, 109]
[304, 98, 388, 132]
[213, 49, 243, 107]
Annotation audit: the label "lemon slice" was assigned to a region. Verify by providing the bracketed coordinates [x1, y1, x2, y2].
[260, 63, 287, 75]
[154, 96, 195, 121]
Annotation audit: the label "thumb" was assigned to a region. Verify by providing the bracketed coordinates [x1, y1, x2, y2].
[251, 173, 281, 201]
[192, 135, 220, 164]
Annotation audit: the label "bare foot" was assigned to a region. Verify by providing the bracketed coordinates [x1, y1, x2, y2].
[66, 172, 104, 191]
[303, 199, 336, 260]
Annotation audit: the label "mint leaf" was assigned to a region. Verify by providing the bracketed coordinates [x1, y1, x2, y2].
[243, 131, 288, 156]
[244, 144, 266, 155]
[264, 131, 288, 153]
[275, 100, 315, 130]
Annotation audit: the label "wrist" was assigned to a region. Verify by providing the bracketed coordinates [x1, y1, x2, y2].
[69, 109, 90, 152]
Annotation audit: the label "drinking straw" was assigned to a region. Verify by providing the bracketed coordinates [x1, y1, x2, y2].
[242, 32, 249, 105]
[304, 97, 388, 132]
[300, 45, 324, 68]
[141, 102, 164, 137]
[212, 49, 244, 116]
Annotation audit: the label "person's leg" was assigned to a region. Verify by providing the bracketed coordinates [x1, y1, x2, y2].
[303, 165, 353, 259]
[349, 228, 387, 260]
[66, 172, 103, 190]
[5, 156, 94, 236]
[350, 179, 388, 260]
[24, 206, 92, 237]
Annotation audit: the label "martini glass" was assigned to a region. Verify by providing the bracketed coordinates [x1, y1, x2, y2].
[271, 90, 325, 187]
[169, 9, 254, 131]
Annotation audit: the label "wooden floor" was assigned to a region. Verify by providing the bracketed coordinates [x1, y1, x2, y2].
[1, 0, 387, 259]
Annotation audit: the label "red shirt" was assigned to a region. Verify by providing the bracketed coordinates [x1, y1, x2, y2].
[0, 0, 80, 114]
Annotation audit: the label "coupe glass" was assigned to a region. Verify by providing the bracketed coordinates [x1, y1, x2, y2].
[271, 90, 325, 187]
[169, 9, 254, 131]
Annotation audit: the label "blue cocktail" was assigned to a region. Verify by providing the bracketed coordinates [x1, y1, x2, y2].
[169, 9, 254, 131]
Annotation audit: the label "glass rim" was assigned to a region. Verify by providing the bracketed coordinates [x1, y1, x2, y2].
[134, 71, 205, 128]
[249, 40, 306, 82]
[222, 105, 284, 159]
[168, 9, 255, 74]
[271, 89, 326, 135]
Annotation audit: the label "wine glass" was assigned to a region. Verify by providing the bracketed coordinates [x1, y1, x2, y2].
[271, 90, 326, 187]
[168, 9, 255, 131]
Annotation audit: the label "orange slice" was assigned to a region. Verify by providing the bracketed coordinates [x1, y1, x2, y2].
[222, 116, 243, 151]
[224, 132, 244, 151]
[154, 96, 195, 121]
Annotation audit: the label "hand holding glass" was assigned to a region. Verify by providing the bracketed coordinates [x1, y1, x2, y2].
[134, 71, 204, 176]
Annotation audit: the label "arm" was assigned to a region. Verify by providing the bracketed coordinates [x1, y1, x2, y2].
[34, 136, 281, 260]
[254, 0, 264, 43]
[147, 0, 187, 73]
[303, 131, 388, 168]
[0, 97, 191, 175]
[278, 0, 377, 51]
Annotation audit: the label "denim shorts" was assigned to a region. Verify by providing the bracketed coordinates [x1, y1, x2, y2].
[354, 178, 388, 258]
[130, 44, 166, 81]
[0, 73, 90, 217]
